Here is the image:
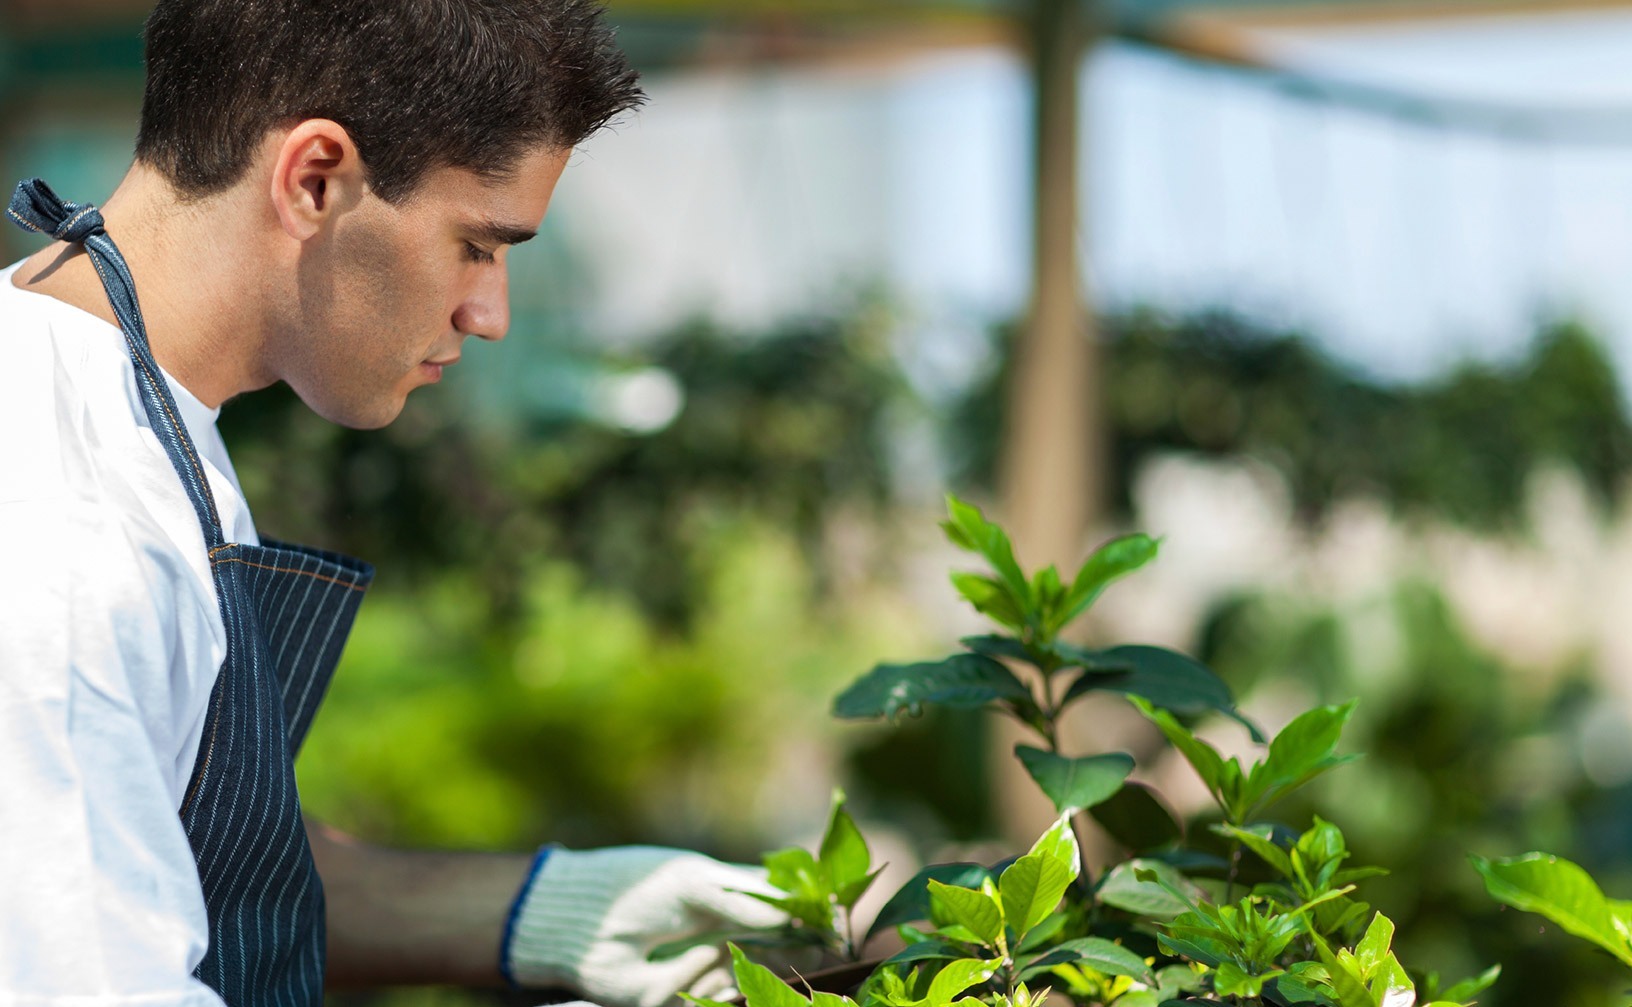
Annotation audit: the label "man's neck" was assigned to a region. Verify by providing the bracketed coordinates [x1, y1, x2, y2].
[9, 164, 275, 409]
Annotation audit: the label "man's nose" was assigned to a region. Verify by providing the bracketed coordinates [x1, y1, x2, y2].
[454, 265, 511, 342]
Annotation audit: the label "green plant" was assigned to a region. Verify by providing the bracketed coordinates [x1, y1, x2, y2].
[1473, 853, 1632, 972]
[703, 495, 1501, 1006]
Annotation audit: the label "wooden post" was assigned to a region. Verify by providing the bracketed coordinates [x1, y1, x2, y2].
[994, 0, 1103, 843]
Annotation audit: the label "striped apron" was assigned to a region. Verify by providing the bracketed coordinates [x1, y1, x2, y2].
[8, 178, 373, 1006]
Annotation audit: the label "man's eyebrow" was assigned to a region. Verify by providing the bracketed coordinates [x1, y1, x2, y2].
[468, 220, 538, 247]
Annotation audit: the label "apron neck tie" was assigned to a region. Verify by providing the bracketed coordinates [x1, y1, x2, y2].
[7, 178, 106, 244]
[6, 174, 227, 545]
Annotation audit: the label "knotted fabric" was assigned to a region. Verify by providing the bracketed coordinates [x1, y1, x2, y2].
[8, 177, 106, 243]
[6, 176, 225, 543]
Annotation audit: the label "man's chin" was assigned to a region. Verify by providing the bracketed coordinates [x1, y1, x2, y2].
[300, 390, 406, 430]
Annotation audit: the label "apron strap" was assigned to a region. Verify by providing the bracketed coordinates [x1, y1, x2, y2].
[8, 178, 226, 545]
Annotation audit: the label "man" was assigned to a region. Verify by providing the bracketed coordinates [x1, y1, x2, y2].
[0, 1, 785, 1004]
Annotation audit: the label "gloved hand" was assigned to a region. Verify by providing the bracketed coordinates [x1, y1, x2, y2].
[503, 845, 790, 1007]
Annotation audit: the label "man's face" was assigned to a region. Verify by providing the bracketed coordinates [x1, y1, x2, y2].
[279, 145, 571, 428]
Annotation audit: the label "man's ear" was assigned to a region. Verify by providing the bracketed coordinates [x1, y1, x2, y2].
[269, 119, 366, 241]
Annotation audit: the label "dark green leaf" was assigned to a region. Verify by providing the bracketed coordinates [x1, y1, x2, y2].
[833, 655, 1033, 720]
[1090, 783, 1183, 851]
[867, 864, 993, 940]
[960, 635, 1035, 663]
[927, 879, 1005, 945]
[1057, 533, 1160, 630]
[731, 943, 810, 1007]
[1063, 646, 1262, 741]
[944, 495, 1031, 611]
[1014, 746, 1134, 816]
[883, 941, 969, 966]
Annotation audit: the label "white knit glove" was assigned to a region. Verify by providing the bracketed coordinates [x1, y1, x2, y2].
[503, 845, 789, 1007]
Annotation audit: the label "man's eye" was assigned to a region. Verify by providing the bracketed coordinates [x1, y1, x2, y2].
[464, 242, 497, 264]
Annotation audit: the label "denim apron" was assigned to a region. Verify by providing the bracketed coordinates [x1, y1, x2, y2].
[8, 179, 374, 1006]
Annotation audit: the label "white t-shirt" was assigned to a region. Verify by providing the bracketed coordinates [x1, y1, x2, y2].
[0, 261, 257, 1004]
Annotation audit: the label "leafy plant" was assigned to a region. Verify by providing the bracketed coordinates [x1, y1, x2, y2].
[1473, 853, 1632, 971]
[715, 496, 1500, 1006]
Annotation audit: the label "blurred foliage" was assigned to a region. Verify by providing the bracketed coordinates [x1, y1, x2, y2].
[1195, 581, 1629, 1007]
[953, 310, 1632, 529]
[221, 308, 904, 628]
[297, 517, 922, 855]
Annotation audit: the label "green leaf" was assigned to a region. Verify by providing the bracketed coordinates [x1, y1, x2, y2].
[960, 634, 1035, 663]
[1353, 913, 1395, 974]
[1022, 937, 1154, 984]
[810, 994, 856, 1007]
[926, 957, 1004, 1005]
[1244, 702, 1361, 813]
[1057, 533, 1159, 630]
[1311, 933, 1377, 1007]
[680, 996, 740, 1007]
[834, 655, 1034, 720]
[927, 879, 1005, 946]
[764, 846, 822, 893]
[1438, 964, 1501, 1001]
[868, 864, 993, 940]
[731, 943, 811, 1007]
[1214, 962, 1284, 998]
[836, 867, 884, 909]
[1026, 813, 1082, 880]
[1097, 859, 1200, 919]
[1032, 565, 1065, 618]
[949, 573, 1028, 632]
[1213, 823, 1294, 879]
[999, 852, 1076, 939]
[1015, 746, 1134, 816]
[884, 941, 969, 966]
[943, 495, 1032, 612]
[818, 789, 871, 892]
[1471, 853, 1632, 967]
[1090, 782, 1183, 851]
[1063, 646, 1262, 741]
[743, 890, 832, 931]
[1128, 697, 1228, 801]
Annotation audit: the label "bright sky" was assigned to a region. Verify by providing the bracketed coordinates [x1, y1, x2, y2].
[513, 7, 1632, 391]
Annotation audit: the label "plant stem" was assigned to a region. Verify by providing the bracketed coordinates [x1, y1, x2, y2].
[842, 905, 858, 962]
[1226, 837, 1243, 904]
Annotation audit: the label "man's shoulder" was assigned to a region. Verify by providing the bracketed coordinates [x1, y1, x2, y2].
[0, 273, 144, 502]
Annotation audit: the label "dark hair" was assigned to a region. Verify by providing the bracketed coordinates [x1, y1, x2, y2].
[136, 0, 643, 202]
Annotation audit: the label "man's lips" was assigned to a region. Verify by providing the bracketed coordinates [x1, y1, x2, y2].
[420, 355, 459, 382]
